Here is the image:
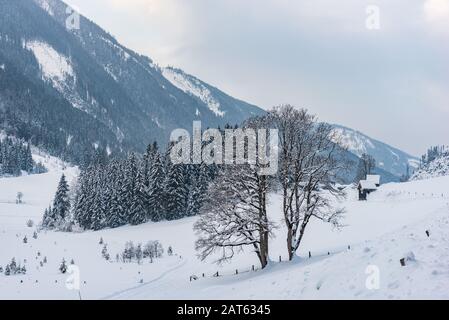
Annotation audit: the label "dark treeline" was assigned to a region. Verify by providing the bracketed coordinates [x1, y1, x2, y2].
[0, 136, 46, 176]
[72, 142, 217, 230]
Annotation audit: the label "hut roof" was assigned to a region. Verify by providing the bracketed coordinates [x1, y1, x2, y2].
[366, 175, 381, 185]
[359, 180, 378, 190]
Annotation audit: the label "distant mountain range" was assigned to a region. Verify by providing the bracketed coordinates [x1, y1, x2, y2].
[332, 125, 419, 178]
[0, 0, 417, 182]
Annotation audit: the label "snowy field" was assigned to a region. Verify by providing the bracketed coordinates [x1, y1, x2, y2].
[1, 154, 449, 300]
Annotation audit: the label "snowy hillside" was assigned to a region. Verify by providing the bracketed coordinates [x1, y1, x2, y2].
[1, 155, 449, 299]
[162, 67, 225, 117]
[332, 125, 419, 178]
[412, 152, 449, 181]
[0, 0, 265, 165]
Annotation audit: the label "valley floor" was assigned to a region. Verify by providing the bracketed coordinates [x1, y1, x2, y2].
[1, 155, 449, 299]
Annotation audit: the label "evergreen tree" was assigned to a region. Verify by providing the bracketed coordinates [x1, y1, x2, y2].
[146, 152, 166, 221]
[90, 169, 108, 230]
[51, 174, 71, 227]
[73, 169, 92, 229]
[59, 258, 67, 274]
[164, 163, 189, 220]
[129, 169, 147, 225]
[42, 205, 53, 229]
[0, 137, 37, 176]
[106, 160, 127, 228]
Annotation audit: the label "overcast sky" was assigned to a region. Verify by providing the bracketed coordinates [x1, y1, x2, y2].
[65, 0, 449, 156]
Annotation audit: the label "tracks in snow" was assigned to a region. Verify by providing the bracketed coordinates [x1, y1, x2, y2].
[101, 258, 188, 300]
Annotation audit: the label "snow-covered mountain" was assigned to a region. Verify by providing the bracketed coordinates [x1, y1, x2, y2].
[0, 0, 419, 182]
[411, 151, 449, 181]
[0, 0, 264, 164]
[332, 125, 419, 178]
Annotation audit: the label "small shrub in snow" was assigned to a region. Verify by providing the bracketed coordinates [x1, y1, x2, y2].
[33, 231, 38, 239]
[167, 246, 173, 256]
[4, 265, 11, 276]
[33, 162, 47, 174]
[101, 244, 110, 260]
[143, 241, 164, 259]
[16, 192, 24, 204]
[122, 241, 135, 263]
[118, 241, 164, 263]
[136, 244, 143, 264]
[26, 219, 34, 228]
[23, 236, 27, 244]
[59, 259, 67, 274]
[3, 258, 26, 276]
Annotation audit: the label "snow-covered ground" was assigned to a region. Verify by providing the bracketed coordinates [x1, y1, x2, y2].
[1, 154, 449, 300]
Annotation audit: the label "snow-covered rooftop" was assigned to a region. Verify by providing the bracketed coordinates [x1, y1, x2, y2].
[366, 175, 381, 185]
[359, 180, 378, 190]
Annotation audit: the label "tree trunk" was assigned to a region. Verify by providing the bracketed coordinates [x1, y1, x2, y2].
[287, 226, 295, 261]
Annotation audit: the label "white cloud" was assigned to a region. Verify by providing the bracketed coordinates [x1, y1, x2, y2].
[424, 0, 449, 30]
[424, 81, 449, 115]
[64, 0, 449, 155]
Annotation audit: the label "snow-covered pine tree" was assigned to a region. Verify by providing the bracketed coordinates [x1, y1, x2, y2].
[0, 137, 36, 176]
[105, 160, 126, 228]
[51, 174, 71, 228]
[120, 153, 139, 223]
[22, 143, 34, 173]
[73, 169, 92, 229]
[164, 162, 189, 220]
[186, 163, 210, 216]
[59, 258, 67, 274]
[90, 168, 108, 230]
[146, 151, 166, 222]
[9, 258, 17, 274]
[142, 142, 159, 189]
[41, 205, 53, 228]
[129, 168, 147, 225]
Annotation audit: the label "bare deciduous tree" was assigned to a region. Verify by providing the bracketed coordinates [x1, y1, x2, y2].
[267, 105, 347, 260]
[194, 164, 273, 268]
[356, 153, 376, 182]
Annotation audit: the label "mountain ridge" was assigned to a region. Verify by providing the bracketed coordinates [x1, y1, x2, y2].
[332, 124, 419, 178]
[0, 0, 417, 183]
[0, 0, 265, 164]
